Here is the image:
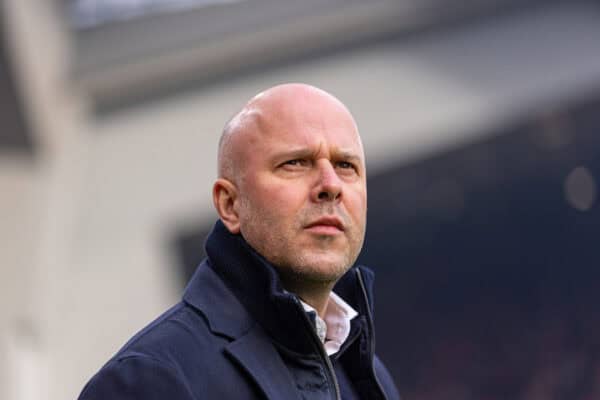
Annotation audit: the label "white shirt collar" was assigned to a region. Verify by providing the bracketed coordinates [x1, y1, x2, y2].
[299, 291, 359, 356]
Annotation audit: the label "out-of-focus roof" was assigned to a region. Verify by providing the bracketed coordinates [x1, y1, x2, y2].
[66, 0, 565, 111]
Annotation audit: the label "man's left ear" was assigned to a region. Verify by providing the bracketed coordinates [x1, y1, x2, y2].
[212, 178, 241, 233]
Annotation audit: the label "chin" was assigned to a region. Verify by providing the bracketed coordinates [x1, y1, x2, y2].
[294, 255, 352, 282]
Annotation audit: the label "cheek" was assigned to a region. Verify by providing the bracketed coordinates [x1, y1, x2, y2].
[254, 177, 307, 206]
[346, 187, 367, 219]
[239, 183, 308, 253]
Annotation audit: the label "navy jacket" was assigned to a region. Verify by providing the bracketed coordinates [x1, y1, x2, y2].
[79, 221, 400, 399]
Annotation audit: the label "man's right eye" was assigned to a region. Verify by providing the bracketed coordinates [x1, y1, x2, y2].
[283, 159, 306, 167]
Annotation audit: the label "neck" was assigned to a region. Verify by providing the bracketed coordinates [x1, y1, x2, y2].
[279, 276, 334, 318]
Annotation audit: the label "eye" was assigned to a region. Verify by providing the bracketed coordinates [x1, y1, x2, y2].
[337, 161, 354, 169]
[279, 159, 309, 170]
[284, 159, 305, 166]
[336, 161, 358, 173]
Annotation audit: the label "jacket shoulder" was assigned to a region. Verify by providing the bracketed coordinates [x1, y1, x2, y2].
[117, 302, 222, 361]
[78, 354, 194, 400]
[79, 302, 227, 399]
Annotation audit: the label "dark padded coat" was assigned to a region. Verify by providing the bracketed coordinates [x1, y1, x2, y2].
[78, 221, 400, 400]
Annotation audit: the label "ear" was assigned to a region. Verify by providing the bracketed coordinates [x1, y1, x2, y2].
[212, 178, 241, 234]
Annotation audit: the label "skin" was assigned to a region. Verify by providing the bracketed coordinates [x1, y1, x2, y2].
[213, 83, 367, 316]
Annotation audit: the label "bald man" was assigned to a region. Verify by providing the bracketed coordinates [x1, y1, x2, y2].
[79, 84, 400, 400]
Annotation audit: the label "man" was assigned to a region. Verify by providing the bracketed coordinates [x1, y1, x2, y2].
[78, 83, 400, 399]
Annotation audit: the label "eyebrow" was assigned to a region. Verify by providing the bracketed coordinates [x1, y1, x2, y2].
[332, 151, 363, 165]
[272, 148, 313, 160]
[270, 148, 364, 168]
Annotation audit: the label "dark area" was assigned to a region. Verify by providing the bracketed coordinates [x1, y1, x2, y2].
[174, 224, 212, 285]
[0, 6, 34, 154]
[360, 94, 600, 399]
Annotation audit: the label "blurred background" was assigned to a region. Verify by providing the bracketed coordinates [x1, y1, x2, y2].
[2, 0, 600, 399]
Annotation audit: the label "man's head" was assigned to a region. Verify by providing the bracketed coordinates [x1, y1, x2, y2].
[213, 83, 367, 290]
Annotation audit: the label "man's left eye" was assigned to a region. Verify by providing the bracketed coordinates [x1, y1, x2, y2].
[337, 161, 355, 170]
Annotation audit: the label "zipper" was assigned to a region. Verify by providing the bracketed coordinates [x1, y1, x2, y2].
[294, 299, 341, 400]
[356, 268, 388, 400]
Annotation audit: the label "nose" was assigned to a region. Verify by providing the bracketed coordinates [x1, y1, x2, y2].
[312, 161, 342, 203]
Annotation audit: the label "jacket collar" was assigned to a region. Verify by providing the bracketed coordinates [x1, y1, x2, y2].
[182, 258, 254, 338]
[184, 220, 375, 355]
[182, 259, 305, 400]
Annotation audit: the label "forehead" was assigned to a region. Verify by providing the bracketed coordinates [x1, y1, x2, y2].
[248, 94, 363, 156]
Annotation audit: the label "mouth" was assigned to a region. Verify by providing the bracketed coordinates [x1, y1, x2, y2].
[304, 216, 345, 235]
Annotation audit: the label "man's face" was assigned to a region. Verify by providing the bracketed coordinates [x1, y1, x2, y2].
[234, 91, 367, 284]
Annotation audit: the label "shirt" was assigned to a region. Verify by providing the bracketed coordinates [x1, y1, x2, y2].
[299, 291, 359, 356]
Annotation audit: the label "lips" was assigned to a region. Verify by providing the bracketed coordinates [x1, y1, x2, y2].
[305, 216, 345, 232]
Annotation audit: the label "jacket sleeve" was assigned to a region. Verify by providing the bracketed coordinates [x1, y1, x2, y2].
[78, 355, 195, 400]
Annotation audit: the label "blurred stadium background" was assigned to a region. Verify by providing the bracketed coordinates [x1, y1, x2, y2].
[2, 0, 600, 399]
